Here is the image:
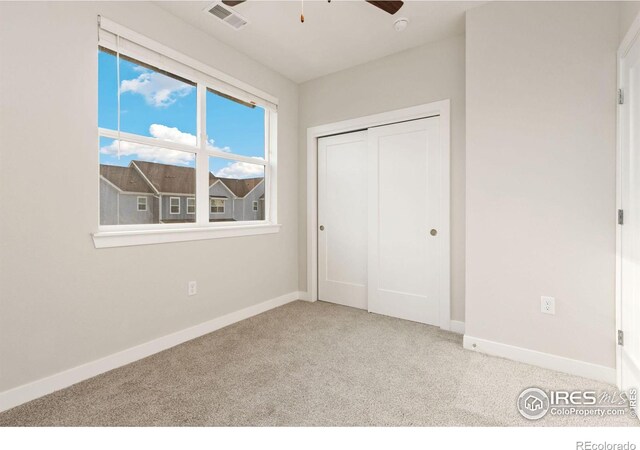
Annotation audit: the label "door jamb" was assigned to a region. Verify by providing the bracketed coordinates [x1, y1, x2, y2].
[305, 100, 451, 331]
[616, 13, 640, 390]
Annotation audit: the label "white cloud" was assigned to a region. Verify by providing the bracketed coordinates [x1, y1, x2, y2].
[206, 138, 231, 153]
[120, 71, 194, 108]
[149, 124, 230, 153]
[100, 139, 194, 166]
[215, 161, 264, 179]
[150, 124, 196, 146]
[100, 124, 232, 166]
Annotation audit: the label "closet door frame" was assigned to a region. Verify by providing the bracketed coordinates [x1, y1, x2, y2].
[305, 100, 451, 331]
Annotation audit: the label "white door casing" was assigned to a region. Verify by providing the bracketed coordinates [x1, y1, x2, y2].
[306, 101, 450, 329]
[367, 117, 445, 325]
[619, 22, 640, 393]
[318, 132, 368, 309]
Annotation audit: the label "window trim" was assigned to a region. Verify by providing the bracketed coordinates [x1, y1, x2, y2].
[137, 196, 147, 212]
[186, 197, 196, 215]
[93, 224, 281, 248]
[169, 197, 181, 215]
[94, 17, 279, 248]
[97, 16, 277, 108]
[210, 198, 225, 214]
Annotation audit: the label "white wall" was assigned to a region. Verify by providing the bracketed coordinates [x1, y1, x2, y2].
[0, 2, 298, 392]
[465, 2, 620, 368]
[298, 35, 466, 322]
[1, 0, 633, 397]
[620, 1, 640, 42]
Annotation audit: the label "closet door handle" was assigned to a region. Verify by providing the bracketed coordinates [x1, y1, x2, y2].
[319, 225, 325, 231]
[430, 229, 438, 236]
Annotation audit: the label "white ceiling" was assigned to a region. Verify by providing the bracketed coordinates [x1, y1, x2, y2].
[156, 1, 481, 83]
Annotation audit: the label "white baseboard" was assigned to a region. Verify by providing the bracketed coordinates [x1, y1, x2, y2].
[297, 291, 311, 302]
[463, 335, 616, 384]
[0, 291, 302, 413]
[449, 320, 465, 334]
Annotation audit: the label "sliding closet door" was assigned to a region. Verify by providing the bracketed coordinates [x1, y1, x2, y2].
[318, 131, 368, 309]
[367, 117, 442, 325]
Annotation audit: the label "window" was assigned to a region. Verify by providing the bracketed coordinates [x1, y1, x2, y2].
[137, 196, 147, 212]
[94, 18, 279, 247]
[210, 198, 225, 214]
[252, 201, 258, 212]
[170, 197, 181, 215]
[187, 197, 196, 215]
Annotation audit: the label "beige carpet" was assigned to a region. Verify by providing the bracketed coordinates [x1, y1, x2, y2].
[0, 300, 635, 426]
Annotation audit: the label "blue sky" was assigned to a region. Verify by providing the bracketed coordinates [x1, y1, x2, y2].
[98, 50, 265, 178]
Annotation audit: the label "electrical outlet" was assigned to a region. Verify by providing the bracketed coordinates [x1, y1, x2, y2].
[541, 296, 555, 315]
[188, 281, 197, 296]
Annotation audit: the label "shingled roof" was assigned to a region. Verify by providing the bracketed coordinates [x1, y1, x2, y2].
[100, 165, 155, 194]
[100, 161, 263, 198]
[133, 161, 196, 195]
[212, 176, 263, 198]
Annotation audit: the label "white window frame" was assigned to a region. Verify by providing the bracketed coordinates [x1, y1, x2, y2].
[186, 197, 196, 215]
[169, 197, 181, 215]
[210, 198, 225, 214]
[252, 201, 258, 212]
[93, 17, 280, 248]
[137, 196, 147, 212]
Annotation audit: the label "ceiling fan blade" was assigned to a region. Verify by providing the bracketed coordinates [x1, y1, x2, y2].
[221, 0, 245, 7]
[365, 1, 404, 15]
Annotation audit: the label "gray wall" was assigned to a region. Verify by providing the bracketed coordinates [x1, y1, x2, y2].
[620, 1, 640, 41]
[121, 193, 155, 224]
[160, 195, 195, 223]
[100, 182, 157, 225]
[234, 182, 265, 222]
[209, 183, 235, 221]
[298, 35, 466, 322]
[100, 179, 119, 226]
[465, 2, 620, 368]
[207, 181, 265, 222]
[0, 1, 299, 392]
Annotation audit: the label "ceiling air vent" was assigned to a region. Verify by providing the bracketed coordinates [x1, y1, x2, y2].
[205, 2, 249, 31]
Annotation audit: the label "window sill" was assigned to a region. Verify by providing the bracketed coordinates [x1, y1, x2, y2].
[92, 223, 281, 249]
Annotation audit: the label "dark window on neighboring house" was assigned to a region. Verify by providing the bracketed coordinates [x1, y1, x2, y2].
[210, 198, 225, 214]
[187, 197, 195, 215]
[252, 201, 258, 212]
[170, 197, 180, 215]
[137, 196, 147, 212]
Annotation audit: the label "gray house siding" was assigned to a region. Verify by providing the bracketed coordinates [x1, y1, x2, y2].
[119, 193, 155, 224]
[100, 178, 155, 225]
[101, 163, 266, 225]
[234, 182, 265, 221]
[207, 180, 265, 222]
[209, 182, 235, 221]
[100, 178, 119, 225]
[160, 195, 195, 223]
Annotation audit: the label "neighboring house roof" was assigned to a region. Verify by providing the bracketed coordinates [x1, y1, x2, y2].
[214, 177, 263, 198]
[100, 161, 263, 198]
[208, 172, 263, 198]
[100, 165, 155, 194]
[133, 161, 195, 195]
